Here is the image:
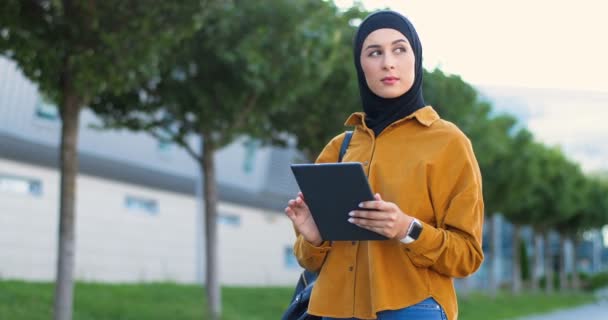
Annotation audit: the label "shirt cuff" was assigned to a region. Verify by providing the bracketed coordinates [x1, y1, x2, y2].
[298, 237, 332, 257]
[400, 220, 443, 253]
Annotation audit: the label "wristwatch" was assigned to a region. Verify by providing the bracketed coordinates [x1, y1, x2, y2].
[400, 218, 423, 244]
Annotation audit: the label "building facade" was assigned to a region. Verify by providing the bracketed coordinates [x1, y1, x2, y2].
[0, 57, 303, 285]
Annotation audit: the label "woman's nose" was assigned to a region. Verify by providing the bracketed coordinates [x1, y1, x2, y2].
[382, 54, 396, 70]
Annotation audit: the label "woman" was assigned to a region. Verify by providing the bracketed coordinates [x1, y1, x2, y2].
[285, 10, 484, 320]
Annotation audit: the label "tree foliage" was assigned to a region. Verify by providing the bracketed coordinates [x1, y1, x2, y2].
[89, 1, 359, 318]
[1, 1, 213, 319]
[264, 5, 368, 161]
[1, 0, 210, 105]
[92, 0, 357, 153]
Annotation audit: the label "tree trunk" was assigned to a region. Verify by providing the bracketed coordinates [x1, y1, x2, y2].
[572, 237, 581, 290]
[201, 133, 221, 320]
[531, 232, 542, 292]
[592, 230, 602, 273]
[511, 224, 522, 294]
[544, 231, 554, 293]
[53, 84, 82, 320]
[486, 215, 495, 297]
[559, 235, 568, 291]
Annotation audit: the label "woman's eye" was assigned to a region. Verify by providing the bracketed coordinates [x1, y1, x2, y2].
[368, 50, 382, 57]
[394, 47, 407, 54]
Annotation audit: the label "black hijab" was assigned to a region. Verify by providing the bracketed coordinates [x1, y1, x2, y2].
[353, 10, 426, 136]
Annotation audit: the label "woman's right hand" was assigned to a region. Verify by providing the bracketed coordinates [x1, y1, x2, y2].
[285, 192, 323, 246]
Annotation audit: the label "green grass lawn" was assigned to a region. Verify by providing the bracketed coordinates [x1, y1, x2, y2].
[459, 291, 595, 319]
[0, 280, 595, 319]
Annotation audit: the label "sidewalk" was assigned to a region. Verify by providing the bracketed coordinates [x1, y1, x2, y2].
[517, 289, 608, 320]
[516, 302, 608, 320]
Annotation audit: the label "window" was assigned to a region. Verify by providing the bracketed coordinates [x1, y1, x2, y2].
[124, 195, 158, 215]
[218, 214, 240, 227]
[0, 174, 42, 197]
[158, 139, 172, 153]
[243, 139, 258, 174]
[284, 247, 299, 269]
[35, 95, 60, 121]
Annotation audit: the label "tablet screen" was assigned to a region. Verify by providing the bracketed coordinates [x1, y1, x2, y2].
[290, 162, 389, 241]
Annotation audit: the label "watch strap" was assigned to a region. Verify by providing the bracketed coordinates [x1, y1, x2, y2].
[400, 218, 422, 244]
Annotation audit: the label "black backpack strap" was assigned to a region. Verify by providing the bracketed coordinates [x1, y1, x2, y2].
[338, 131, 353, 163]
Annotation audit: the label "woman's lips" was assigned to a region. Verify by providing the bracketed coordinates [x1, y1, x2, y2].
[381, 77, 399, 85]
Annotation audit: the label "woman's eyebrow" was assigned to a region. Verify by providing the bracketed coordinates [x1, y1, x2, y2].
[364, 39, 408, 50]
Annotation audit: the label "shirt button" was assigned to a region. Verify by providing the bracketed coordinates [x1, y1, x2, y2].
[349, 266, 354, 272]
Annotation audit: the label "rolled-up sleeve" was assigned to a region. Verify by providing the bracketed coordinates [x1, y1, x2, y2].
[294, 236, 332, 272]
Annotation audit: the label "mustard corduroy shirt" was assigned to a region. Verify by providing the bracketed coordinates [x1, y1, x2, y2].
[293, 106, 484, 320]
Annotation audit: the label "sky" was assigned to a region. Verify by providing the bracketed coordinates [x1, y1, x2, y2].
[335, 0, 608, 173]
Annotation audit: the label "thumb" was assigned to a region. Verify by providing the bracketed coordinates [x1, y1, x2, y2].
[374, 193, 383, 201]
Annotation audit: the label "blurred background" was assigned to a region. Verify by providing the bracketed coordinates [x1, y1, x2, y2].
[1, 0, 607, 319]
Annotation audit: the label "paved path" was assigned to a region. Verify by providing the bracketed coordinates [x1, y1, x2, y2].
[516, 302, 608, 320]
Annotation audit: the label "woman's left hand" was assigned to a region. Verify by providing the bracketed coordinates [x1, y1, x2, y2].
[348, 193, 413, 240]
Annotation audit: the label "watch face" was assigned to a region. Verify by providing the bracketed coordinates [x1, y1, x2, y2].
[409, 221, 423, 240]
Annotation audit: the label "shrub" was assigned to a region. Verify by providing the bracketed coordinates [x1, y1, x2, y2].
[582, 272, 608, 291]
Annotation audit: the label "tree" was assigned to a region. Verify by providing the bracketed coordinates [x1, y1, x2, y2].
[524, 145, 577, 293]
[567, 178, 608, 289]
[89, 1, 352, 318]
[0, 2, 211, 319]
[553, 166, 587, 291]
[499, 129, 544, 293]
[266, 5, 367, 161]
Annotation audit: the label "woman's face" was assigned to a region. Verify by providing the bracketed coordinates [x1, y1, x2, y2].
[360, 28, 415, 99]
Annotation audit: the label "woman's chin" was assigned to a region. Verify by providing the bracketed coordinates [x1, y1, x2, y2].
[371, 85, 413, 99]
[375, 90, 406, 99]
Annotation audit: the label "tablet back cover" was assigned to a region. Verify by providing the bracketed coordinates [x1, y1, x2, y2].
[290, 162, 388, 241]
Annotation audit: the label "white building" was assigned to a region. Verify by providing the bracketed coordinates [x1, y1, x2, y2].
[0, 57, 304, 286]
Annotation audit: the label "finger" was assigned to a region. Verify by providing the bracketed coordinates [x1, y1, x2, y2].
[358, 200, 390, 211]
[287, 201, 305, 214]
[285, 207, 297, 220]
[295, 196, 308, 209]
[348, 217, 386, 228]
[349, 210, 374, 219]
[298, 192, 305, 200]
[298, 198, 308, 210]
[374, 193, 382, 201]
[349, 209, 391, 220]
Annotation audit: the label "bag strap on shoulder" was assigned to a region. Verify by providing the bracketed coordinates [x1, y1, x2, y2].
[338, 131, 353, 163]
[288, 130, 351, 305]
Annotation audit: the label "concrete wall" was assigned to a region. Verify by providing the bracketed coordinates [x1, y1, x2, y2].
[0, 158, 301, 285]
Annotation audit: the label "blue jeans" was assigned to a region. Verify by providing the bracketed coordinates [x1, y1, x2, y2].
[321, 297, 447, 320]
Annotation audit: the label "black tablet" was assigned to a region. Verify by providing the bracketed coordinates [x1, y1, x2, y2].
[290, 162, 389, 241]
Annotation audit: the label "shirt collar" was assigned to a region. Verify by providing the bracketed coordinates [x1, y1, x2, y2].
[344, 105, 440, 128]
